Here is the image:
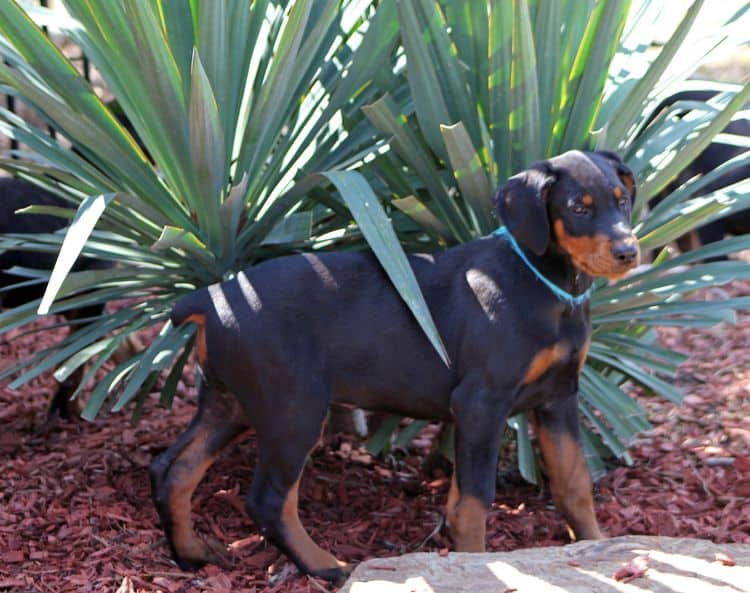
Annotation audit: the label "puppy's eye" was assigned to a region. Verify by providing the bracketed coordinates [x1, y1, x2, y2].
[570, 202, 590, 216]
[613, 187, 629, 209]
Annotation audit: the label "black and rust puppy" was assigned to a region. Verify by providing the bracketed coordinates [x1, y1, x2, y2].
[662, 115, 750, 253]
[0, 177, 112, 417]
[150, 150, 640, 582]
[647, 88, 750, 253]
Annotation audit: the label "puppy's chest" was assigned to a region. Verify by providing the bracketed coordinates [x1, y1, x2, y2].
[512, 313, 590, 411]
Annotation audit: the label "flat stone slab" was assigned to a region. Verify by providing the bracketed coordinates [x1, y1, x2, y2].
[341, 535, 750, 593]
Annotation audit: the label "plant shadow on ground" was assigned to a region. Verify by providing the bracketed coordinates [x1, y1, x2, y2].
[0, 278, 748, 593]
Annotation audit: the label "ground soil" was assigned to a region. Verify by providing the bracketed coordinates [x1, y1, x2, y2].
[1, 281, 748, 593]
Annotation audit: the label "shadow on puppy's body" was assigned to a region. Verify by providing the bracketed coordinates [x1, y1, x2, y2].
[151, 149, 641, 583]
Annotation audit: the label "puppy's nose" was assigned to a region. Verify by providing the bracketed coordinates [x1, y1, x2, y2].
[611, 242, 639, 266]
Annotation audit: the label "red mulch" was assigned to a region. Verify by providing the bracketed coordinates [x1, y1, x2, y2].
[1, 281, 748, 593]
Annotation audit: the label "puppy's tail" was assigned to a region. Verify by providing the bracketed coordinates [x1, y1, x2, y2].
[170, 290, 209, 327]
[171, 290, 211, 367]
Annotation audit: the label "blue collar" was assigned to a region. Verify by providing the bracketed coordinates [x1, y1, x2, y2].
[494, 226, 593, 307]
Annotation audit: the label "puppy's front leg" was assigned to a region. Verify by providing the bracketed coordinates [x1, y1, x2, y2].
[532, 397, 602, 540]
[447, 383, 512, 552]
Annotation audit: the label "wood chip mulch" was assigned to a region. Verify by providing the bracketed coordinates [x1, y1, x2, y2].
[1, 280, 748, 593]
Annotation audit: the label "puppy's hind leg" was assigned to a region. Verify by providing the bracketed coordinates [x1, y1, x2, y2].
[150, 385, 248, 569]
[245, 390, 350, 584]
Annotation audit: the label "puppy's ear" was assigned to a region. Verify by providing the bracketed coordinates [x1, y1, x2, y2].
[596, 149, 637, 205]
[493, 162, 556, 255]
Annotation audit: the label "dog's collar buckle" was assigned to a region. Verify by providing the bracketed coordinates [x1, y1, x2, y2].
[494, 226, 593, 307]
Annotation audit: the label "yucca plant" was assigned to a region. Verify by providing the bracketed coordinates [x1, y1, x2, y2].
[2, 0, 749, 487]
[0, 0, 456, 419]
[353, 0, 750, 480]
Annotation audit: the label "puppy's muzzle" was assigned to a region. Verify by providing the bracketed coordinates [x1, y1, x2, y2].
[610, 240, 639, 267]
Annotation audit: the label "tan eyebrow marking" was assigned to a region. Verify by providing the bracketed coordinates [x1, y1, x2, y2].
[613, 187, 622, 199]
[581, 194, 594, 206]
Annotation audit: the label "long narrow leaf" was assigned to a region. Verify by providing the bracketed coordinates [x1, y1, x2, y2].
[322, 170, 450, 366]
[38, 193, 114, 314]
[509, 0, 541, 166]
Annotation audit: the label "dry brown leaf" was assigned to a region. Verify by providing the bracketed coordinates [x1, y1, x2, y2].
[714, 551, 736, 566]
[612, 554, 649, 582]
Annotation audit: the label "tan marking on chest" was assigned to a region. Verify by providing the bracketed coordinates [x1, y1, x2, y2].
[578, 338, 591, 372]
[581, 194, 594, 206]
[185, 314, 207, 365]
[522, 343, 569, 385]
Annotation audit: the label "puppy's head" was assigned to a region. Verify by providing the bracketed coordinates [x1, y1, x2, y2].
[493, 149, 640, 279]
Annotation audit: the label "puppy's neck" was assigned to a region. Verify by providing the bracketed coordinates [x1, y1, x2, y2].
[527, 242, 593, 300]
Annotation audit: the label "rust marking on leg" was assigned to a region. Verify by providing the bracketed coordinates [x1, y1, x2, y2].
[536, 426, 602, 540]
[166, 428, 219, 563]
[446, 472, 459, 522]
[281, 480, 349, 573]
[185, 313, 207, 365]
[523, 343, 569, 385]
[445, 473, 487, 552]
[450, 495, 487, 552]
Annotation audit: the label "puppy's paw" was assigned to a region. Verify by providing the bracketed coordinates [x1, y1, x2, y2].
[173, 536, 229, 571]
